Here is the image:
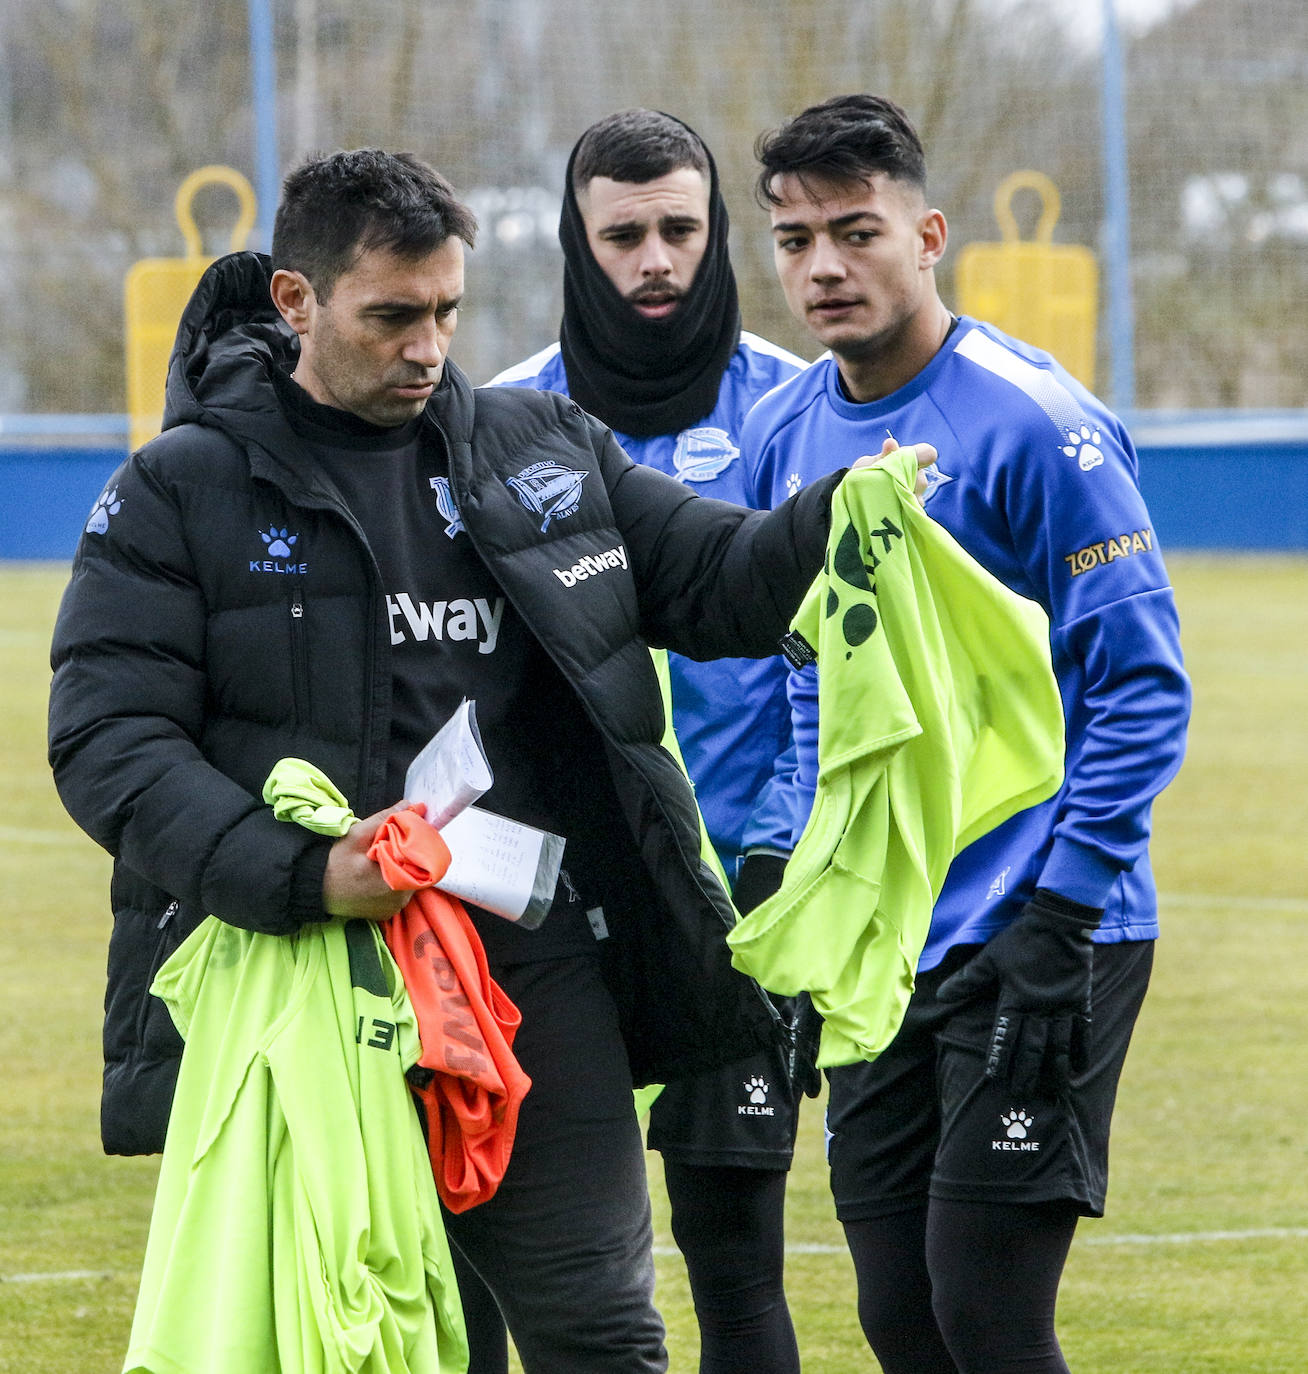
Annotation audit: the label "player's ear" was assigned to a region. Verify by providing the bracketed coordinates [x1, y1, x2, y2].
[919, 209, 947, 269]
[270, 269, 316, 336]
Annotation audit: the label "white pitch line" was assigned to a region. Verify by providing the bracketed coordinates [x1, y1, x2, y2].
[1082, 1227, 1308, 1246]
[656, 1227, 1308, 1258]
[10, 1228, 1308, 1283]
[1, 1269, 117, 1284]
[731, 1227, 1305, 1253]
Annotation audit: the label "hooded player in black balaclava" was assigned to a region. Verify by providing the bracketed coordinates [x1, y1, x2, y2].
[556, 114, 741, 439]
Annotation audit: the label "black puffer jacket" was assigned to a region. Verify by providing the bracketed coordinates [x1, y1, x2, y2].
[49, 252, 839, 1155]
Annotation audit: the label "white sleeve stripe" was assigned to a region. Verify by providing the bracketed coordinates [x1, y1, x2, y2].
[954, 330, 1085, 436]
[739, 331, 810, 370]
[486, 341, 562, 386]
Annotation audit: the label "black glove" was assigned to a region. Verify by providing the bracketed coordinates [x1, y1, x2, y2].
[785, 992, 825, 1099]
[936, 888, 1101, 1098]
[731, 851, 787, 916]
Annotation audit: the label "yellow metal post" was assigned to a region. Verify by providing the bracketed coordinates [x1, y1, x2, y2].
[955, 171, 1098, 390]
[124, 167, 257, 452]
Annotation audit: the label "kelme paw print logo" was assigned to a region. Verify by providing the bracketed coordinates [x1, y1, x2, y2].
[1062, 423, 1104, 472]
[260, 527, 298, 558]
[785, 472, 802, 498]
[744, 1076, 770, 1105]
[85, 487, 122, 534]
[1002, 1109, 1034, 1140]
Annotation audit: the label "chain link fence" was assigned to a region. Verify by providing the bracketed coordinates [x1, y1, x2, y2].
[0, 0, 1303, 416]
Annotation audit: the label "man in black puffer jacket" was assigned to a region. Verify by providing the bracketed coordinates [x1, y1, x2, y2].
[49, 149, 927, 1372]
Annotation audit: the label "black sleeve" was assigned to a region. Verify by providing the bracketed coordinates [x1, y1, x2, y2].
[47, 440, 328, 934]
[593, 423, 842, 660]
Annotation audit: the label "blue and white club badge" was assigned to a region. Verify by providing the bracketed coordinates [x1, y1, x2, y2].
[505, 462, 588, 532]
[920, 463, 954, 503]
[672, 427, 738, 483]
[429, 476, 465, 538]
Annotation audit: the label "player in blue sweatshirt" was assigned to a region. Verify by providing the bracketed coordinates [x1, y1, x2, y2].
[490, 110, 810, 1374]
[745, 95, 1191, 1373]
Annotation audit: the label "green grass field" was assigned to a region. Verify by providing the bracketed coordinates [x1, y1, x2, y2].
[2, 555, 1306, 1373]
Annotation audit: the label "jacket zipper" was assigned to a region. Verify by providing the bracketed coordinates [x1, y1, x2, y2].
[290, 584, 310, 723]
[135, 900, 181, 1041]
[450, 426, 781, 1035]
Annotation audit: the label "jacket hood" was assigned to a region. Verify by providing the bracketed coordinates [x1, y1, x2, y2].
[162, 252, 296, 447]
[160, 250, 476, 462]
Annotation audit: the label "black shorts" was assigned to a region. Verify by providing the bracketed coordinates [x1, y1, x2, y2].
[646, 1036, 800, 1169]
[827, 938, 1153, 1221]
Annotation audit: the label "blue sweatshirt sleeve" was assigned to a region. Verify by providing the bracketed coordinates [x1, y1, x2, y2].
[782, 667, 820, 848]
[999, 406, 1191, 907]
[741, 388, 825, 853]
[739, 737, 806, 858]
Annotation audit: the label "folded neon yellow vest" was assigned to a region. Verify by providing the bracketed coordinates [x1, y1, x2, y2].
[726, 450, 1065, 1067]
[125, 760, 467, 1374]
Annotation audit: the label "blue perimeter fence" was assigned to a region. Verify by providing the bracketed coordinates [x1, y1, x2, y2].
[2, 410, 1306, 560]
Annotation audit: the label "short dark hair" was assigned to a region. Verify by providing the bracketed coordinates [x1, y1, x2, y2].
[754, 95, 926, 207]
[571, 109, 710, 194]
[271, 149, 478, 300]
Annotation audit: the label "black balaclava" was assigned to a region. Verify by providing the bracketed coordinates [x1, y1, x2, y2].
[557, 115, 741, 439]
